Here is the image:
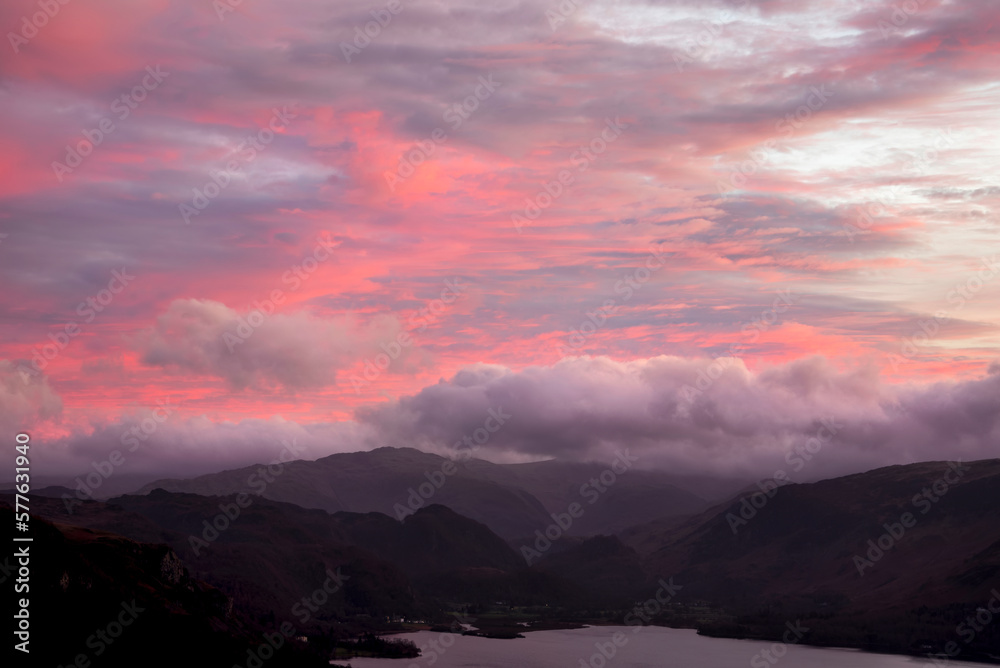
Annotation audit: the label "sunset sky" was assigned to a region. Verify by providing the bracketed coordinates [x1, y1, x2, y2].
[2, 0, 999, 481]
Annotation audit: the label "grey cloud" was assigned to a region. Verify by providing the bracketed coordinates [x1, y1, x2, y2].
[356, 355, 1000, 479]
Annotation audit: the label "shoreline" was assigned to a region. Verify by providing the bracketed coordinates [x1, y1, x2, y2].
[379, 621, 1000, 666]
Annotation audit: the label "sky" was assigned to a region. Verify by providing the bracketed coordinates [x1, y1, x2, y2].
[1, 0, 999, 482]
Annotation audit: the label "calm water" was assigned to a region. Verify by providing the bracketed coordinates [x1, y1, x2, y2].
[349, 626, 990, 668]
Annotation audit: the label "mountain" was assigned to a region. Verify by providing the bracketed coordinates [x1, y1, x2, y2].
[465, 456, 742, 504]
[135, 447, 552, 539]
[134, 446, 712, 539]
[533, 535, 648, 603]
[2, 473, 177, 498]
[620, 458, 1000, 660]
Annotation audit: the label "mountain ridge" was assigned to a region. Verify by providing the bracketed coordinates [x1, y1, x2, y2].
[133, 446, 712, 539]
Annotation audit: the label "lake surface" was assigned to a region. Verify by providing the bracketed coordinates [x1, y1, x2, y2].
[349, 626, 990, 668]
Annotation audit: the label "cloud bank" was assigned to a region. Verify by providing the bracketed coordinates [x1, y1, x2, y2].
[14, 356, 999, 483]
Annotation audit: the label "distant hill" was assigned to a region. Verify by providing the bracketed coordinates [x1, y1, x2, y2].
[11, 484, 77, 498]
[134, 447, 713, 539]
[462, 457, 715, 535]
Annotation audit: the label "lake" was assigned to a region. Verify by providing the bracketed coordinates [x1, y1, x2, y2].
[349, 626, 989, 667]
